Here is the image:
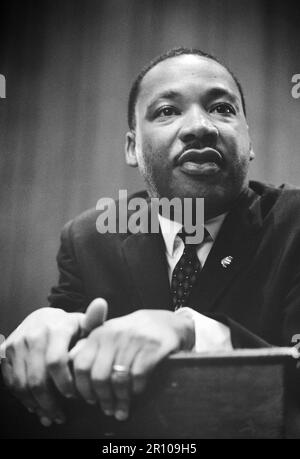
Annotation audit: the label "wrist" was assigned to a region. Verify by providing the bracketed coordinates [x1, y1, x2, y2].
[174, 309, 195, 351]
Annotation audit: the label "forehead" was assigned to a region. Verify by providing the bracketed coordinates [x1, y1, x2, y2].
[137, 54, 241, 108]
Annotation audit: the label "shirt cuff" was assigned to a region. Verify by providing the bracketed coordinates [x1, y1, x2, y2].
[175, 307, 233, 353]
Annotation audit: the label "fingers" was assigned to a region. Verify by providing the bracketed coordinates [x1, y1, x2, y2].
[110, 368, 131, 421]
[130, 346, 159, 395]
[89, 338, 117, 417]
[81, 298, 108, 336]
[1, 358, 38, 414]
[71, 309, 184, 422]
[1, 308, 87, 427]
[72, 330, 117, 415]
[69, 295, 108, 358]
[71, 327, 147, 422]
[3, 340, 40, 414]
[69, 338, 86, 359]
[71, 338, 98, 404]
[25, 332, 66, 425]
[2, 338, 63, 426]
[1, 300, 108, 429]
[46, 330, 77, 399]
[110, 336, 143, 420]
[70, 296, 108, 405]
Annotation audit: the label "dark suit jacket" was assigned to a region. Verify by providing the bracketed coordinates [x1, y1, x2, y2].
[48, 180, 300, 349]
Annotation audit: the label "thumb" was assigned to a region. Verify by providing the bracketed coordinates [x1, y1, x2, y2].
[81, 297, 108, 336]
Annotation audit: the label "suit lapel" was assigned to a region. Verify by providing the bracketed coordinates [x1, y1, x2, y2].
[122, 209, 172, 311]
[189, 187, 264, 313]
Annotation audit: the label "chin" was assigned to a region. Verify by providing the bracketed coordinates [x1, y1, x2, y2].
[168, 181, 220, 200]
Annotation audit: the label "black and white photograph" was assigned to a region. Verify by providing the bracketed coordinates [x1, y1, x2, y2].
[0, 0, 300, 440]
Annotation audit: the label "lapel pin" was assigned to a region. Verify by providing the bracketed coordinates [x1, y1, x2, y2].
[221, 256, 233, 268]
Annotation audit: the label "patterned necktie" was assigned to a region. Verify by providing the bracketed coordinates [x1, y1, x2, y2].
[171, 229, 208, 310]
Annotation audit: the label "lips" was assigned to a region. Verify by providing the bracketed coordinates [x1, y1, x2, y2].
[176, 147, 223, 176]
[177, 147, 223, 167]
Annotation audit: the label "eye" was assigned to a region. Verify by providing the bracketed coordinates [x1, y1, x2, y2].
[155, 106, 180, 118]
[211, 103, 236, 115]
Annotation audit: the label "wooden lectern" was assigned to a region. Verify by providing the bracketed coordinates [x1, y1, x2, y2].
[1, 347, 300, 438]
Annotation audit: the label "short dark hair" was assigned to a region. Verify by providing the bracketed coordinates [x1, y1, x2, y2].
[127, 47, 246, 130]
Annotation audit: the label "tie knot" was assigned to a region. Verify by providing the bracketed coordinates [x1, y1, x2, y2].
[178, 227, 209, 246]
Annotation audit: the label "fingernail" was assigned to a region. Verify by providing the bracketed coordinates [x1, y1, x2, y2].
[115, 410, 128, 421]
[55, 417, 65, 425]
[40, 417, 52, 427]
[104, 409, 114, 416]
[65, 393, 74, 399]
[27, 407, 34, 413]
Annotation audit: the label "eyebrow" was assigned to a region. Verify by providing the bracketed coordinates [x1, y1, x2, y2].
[146, 90, 182, 112]
[205, 87, 240, 105]
[146, 86, 240, 113]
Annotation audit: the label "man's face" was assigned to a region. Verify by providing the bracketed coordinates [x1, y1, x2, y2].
[125, 55, 254, 218]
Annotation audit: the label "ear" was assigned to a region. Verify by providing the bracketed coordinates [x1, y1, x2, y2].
[125, 131, 138, 167]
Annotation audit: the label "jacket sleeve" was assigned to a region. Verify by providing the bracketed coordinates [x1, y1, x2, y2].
[47, 221, 89, 313]
[210, 314, 272, 348]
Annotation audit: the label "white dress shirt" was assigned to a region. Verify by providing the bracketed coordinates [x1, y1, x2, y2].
[158, 213, 233, 353]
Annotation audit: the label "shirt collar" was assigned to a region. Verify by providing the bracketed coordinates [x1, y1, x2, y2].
[158, 212, 227, 257]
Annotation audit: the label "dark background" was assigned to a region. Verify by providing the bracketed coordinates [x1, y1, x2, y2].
[0, 0, 299, 335]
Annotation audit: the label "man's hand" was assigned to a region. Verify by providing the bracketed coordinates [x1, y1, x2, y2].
[70, 309, 195, 421]
[0, 298, 107, 427]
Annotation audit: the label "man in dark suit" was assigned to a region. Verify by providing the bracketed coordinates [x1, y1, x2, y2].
[2, 47, 300, 427]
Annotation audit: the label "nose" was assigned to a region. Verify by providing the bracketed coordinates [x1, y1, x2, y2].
[179, 106, 218, 146]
